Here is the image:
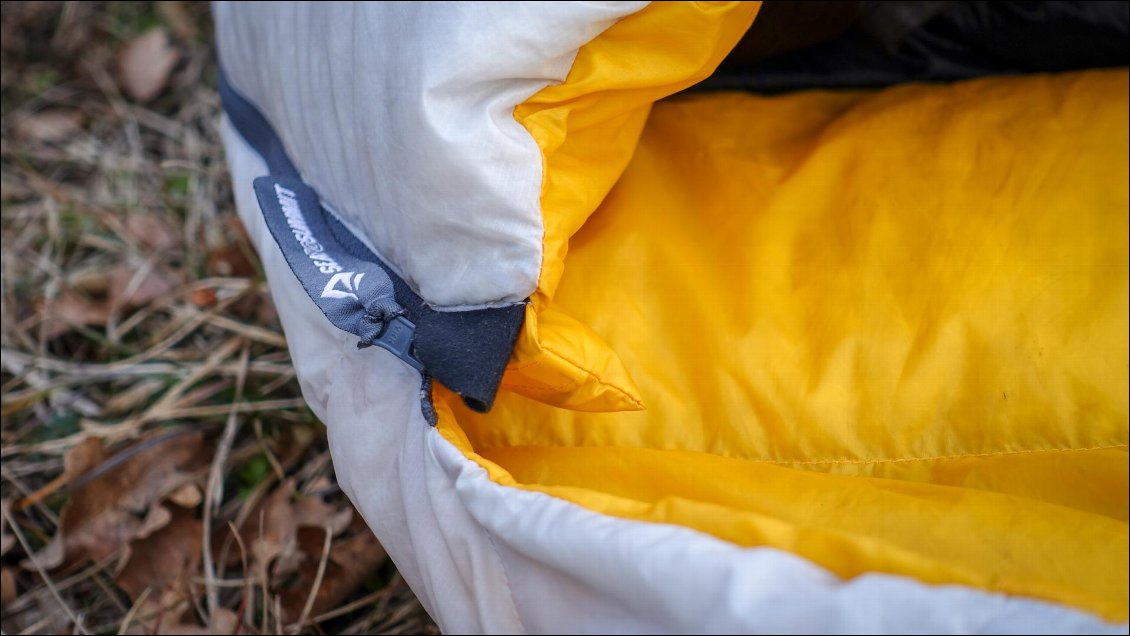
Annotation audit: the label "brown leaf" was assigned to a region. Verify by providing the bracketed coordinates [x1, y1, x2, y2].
[237, 479, 352, 579]
[15, 436, 107, 529]
[118, 28, 179, 102]
[63, 436, 108, 478]
[40, 290, 111, 339]
[279, 509, 389, 623]
[189, 287, 218, 308]
[227, 287, 279, 331]
[105, 265, 180, 311]
[13, 110, 84, 142]
[0, 566, 16, 605]
[134, 503, 173, 540]
[125, 607, 239, 636]
[123, 214, 179, 251]
[43, 265, 180, 338]
[206, 243, 256, 278]
[114, 507, 201, 604]
[67, 268, 113, 295]
[168, 483, 202, 508]
[56, 432, 209, 565]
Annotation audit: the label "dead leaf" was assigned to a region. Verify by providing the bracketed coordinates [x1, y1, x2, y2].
[168, 483, 202, 508]
[105, 265, 179, 312]
[279, 510, 389, 623]
[228, 288, 279, 331]
[55, 432, 209, 565]
[114, 507, 201, 605]
[236, 479, 352, 579]
[125, 607, 239, 636]
[179, 608, 240, 635]
[0, 566, 16, 604]
[67, 268, 113, 295]
[44, 265, 180, 338]
[134, 504, 173, 540]
[118, 28, 179, 102]
[206, 243, 255, 278]
[124, 214, 179, 251]
[63, 436, 108, 478]
[13, 110, 84, 142]
[40, 290, 111, 339]
[189, 287, 218, 308]
[15, 436, 108, 516]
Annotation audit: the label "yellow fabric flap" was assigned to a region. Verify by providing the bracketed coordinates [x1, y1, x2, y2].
[506, 1, 760, 412]
[502, 305, 644, 412]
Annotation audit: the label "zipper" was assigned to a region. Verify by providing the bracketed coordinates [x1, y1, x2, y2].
[220, 70, 525, 414]
[252, 174, 425, 374]
[359, 314, 424, 372]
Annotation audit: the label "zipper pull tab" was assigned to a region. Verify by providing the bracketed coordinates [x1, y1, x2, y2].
[358, 314, 424, 372]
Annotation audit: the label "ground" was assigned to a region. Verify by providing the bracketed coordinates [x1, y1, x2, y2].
[0, 2, 437, 633]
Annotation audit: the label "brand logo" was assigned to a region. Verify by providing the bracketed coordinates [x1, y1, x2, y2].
[321, 272, 365, 301]
[273, 183, 343, 275]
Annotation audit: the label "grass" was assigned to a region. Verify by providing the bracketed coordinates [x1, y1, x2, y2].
[0, 2, 436, 633]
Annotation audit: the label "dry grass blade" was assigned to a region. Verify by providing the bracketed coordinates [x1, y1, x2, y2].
[202, 341, 248, 624]
[115, 585, 149, 636]
[1, 503, 87, 635]
[13, 109, 85, 142]
[293, 526, 333, 634]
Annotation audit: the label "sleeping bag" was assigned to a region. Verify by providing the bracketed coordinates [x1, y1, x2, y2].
[213, 2, 1129, 632]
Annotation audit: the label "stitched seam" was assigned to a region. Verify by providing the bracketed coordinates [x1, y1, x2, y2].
[512, 1, 655, 311]
[501, 380, 578, 393]
[504, 358, 546, 372]
[428, 427, 528, 633]
[427, 299, 527, 312]
[482, 529, 529, 635]
[502, 351, 580, 392]
[541, 342, 644, 409]
[476, 442, 1129, 466]
[503, 359, 584, 390]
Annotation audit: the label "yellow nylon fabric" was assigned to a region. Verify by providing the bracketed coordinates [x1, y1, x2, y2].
[505, 1, 759, 411]
[438, 68, 1130, 621]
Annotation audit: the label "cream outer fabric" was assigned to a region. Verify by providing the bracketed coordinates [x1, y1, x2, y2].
[213, 1, 649, 309]
[222, 118, 1126, 635]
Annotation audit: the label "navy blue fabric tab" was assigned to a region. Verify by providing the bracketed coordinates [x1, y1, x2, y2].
[253, 175, 422, 371]
[221, 71, 524, 412]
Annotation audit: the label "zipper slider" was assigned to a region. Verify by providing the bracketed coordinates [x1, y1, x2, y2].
[359, 314, 425, 372]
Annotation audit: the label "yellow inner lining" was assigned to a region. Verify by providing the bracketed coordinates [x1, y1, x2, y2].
[502, 1, 759, 412]
[450, 7, 1128, 623]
